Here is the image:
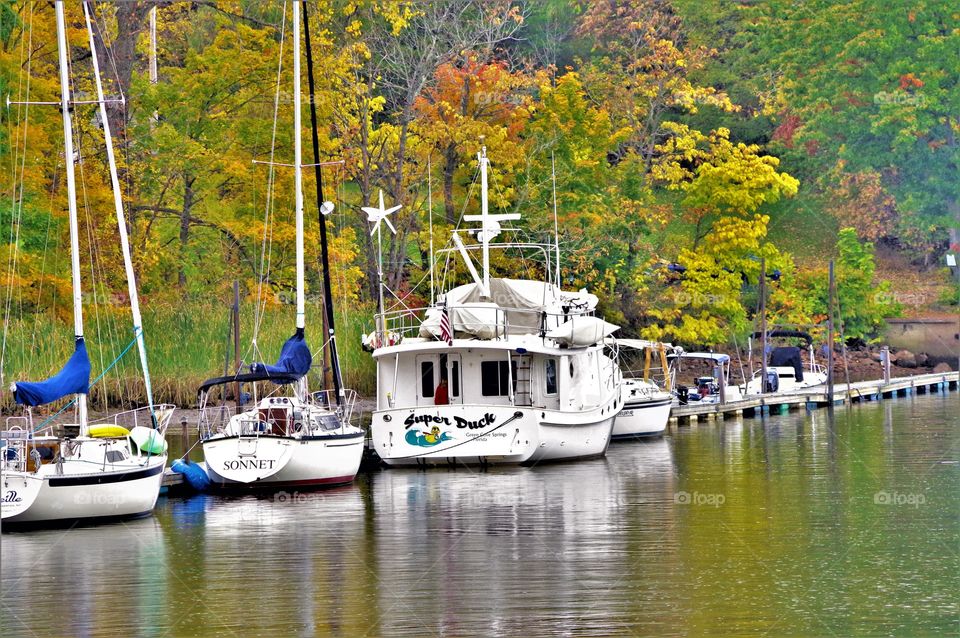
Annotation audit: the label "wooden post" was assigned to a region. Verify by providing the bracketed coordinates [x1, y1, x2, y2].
[718, 357, 727, 405]
[181, 416, 189, 462]
[233, 280, 241, 413]
[827, 260, 835, 404]
[759, 258, 767, 395]
[659, 344, 671, 392]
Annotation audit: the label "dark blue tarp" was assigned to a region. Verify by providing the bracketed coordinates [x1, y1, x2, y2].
[14, 338, 91, 406]
[249, 328, 312, 378]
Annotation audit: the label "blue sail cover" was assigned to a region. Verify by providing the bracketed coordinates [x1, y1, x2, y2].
[14, 338, 91, 406]
[249, 328, 312, 378]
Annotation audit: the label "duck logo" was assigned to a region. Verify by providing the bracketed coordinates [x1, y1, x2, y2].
[405, 426, 453, 448]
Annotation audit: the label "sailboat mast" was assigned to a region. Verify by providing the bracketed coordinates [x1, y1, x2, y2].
[478, 146, 490, 295]
[55, 0, 87, 430]
[292, 0, 305, 332]
[83, 2, 154, 411]
[551, 151, 561, 289]
[301, 0, 343, 402]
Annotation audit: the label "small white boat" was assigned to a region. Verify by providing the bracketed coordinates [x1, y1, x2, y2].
[2, 413, 172, 526]
[614, 379, 673, 438]
[198, 384, 364, 489]
[742, 331, 828, 395]
[611, 339, 674, 438]
[669, 351, 745, 405]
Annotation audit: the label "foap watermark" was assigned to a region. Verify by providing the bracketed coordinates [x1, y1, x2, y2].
[673, 290, 730, 308]
[874, 490, 925, 508]
[873, 290, 929, 307]
[674, 490, 725, 507]
[74, 491, 127, 506]
[273, 490, 326, 505]
[873, 91, 927, 109]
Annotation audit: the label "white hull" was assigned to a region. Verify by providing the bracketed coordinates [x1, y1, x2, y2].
[203, 433, 364, 488]
[613, 397, 671, 438]
[1, 456, 166, 525]
[371, 401, 616, 466]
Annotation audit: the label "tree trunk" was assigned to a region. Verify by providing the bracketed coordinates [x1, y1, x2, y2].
[99, 2, 151, 139]
[443, 142, 457, 224]
[178, 175, 195, 290]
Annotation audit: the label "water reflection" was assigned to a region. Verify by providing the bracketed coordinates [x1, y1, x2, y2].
[2, 394, 957, 637]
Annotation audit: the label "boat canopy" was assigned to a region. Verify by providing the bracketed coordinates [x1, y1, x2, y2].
[197, 370, 302, 397]
[419, 278, 599, 340]
[751, 330, 813, 346]
[13, 338, 91, 407]
[249, 328, 312, 378]
[769, 345, 804, 381]
[669, 352, 731, 364]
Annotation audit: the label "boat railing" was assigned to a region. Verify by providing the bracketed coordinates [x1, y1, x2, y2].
[375, 303, 597, 346]
[1, 425, 29, 473]
[4, 415, 32, 433]
[198, 404, 241, 440]
[89, 404, 177, 433]
[310, 388, 360, 426]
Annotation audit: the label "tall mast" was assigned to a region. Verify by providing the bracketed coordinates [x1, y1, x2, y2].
[551, 151, 560, 290]
[55, 0, 87, 431]
[292, 0, 305, 331]
[301, 0, 343, 402]
[83, 2, 154, 412]
[463, 146, 519, 298]
[479, 146, 490, 295]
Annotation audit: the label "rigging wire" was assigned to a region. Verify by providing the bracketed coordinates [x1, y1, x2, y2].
[249, 0, 288, 363]
[1, 3, 34, 387]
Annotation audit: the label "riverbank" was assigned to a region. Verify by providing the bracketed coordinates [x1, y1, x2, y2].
[0, 301, 377, 410]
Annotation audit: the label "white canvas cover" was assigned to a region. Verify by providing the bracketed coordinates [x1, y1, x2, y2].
[418, 278, 602, 341]
[547, 316, 620, 346]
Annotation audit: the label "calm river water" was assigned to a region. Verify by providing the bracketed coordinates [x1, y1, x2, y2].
[2, 392, 958, 637]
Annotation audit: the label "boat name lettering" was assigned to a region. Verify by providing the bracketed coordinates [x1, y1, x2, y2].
[1, 490, 22, 503]
[403, 412, 497, 430]
[404, 413, 452, 428]
[223, 459, 276, 471]
[453, 413, 496, 430]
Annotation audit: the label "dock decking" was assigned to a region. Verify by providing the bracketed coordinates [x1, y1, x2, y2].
[670, 371, 959, 423]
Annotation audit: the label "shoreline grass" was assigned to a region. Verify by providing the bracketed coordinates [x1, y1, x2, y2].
[0, 300, 377, 412]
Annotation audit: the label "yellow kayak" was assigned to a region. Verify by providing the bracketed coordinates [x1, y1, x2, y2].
[88, 424, 130, 438]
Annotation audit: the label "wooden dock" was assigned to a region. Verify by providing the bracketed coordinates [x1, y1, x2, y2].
[670, 371, 959, 424]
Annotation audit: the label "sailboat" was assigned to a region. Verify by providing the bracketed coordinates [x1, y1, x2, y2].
[1, 1, 172, 526]
[196, 0, 364, 489]
[366, 147, 623, 466]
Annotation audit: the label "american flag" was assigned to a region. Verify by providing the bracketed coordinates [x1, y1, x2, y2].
[440, 302, 453, 346]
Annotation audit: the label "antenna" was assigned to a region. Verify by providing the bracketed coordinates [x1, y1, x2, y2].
[362, 190, 400, 343]
[462, 145, 519, 297]
[428, 154, 435, 305]
[551, 151, 560, 289]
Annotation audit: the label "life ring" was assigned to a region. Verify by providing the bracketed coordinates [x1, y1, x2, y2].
[88, 424, 130, 439]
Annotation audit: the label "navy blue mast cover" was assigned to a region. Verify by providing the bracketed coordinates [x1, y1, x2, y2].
[14, 338, 91, 406]
[249, 328, 312, 378]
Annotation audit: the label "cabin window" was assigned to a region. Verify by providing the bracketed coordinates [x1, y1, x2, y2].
[451, 361, 461, 397]
[420, 361, 435, 398]
[105, 450, 126, 463]
[545, 358, 558, 395]
[481, 360, 510, 396]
